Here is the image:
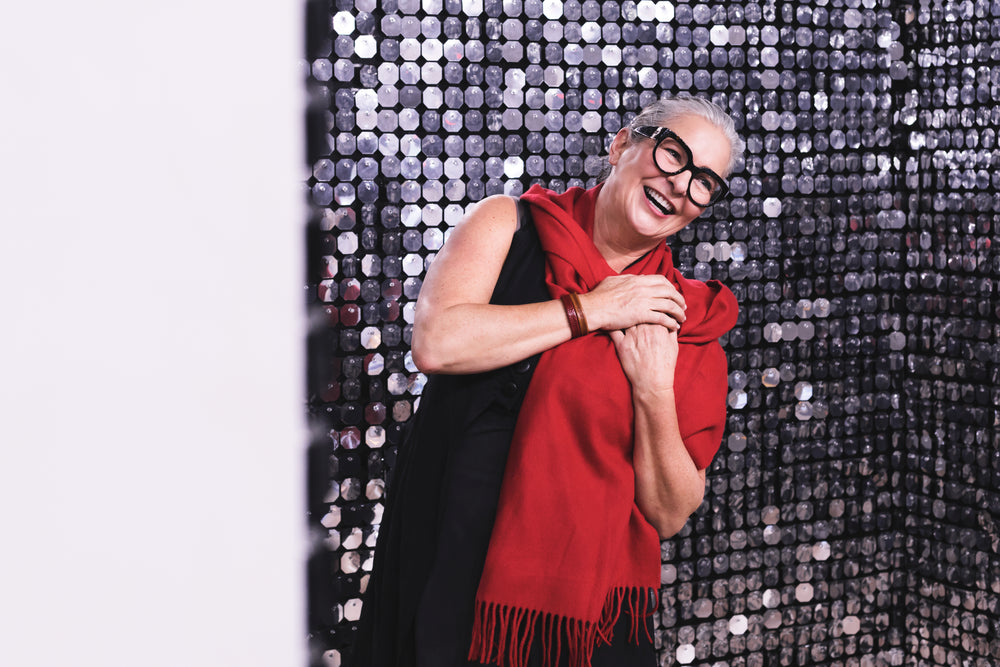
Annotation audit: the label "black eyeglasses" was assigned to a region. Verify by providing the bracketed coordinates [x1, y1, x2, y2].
[630, 125, 729, 207]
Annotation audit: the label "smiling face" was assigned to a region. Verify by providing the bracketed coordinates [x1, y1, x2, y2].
[597, 114, 732, 252]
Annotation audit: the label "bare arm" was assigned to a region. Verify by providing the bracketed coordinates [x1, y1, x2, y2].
[611, 325, 706, 539]
[413, 196, 690, 374]
[411, 196, 573, 373]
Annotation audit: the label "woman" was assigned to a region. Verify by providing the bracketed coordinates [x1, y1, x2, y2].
[353, 94, 744, 667]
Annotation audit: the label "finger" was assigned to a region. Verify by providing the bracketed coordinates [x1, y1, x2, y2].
[638, 284, 686, 313]
[652, 313, 682, 331]
[640, 274, 671, 286]
[609, 329, 625, 345]
[654, 300, 687, 323]
[658, 287, 687, 311]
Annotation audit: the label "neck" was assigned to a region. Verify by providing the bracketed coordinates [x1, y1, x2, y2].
[592, 196, 661, 273]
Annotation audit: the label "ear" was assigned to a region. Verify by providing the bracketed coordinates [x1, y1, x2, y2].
[607, 128, 631, 166]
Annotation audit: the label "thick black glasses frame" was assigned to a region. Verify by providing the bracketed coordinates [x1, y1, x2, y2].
[631, 125, 730, 207]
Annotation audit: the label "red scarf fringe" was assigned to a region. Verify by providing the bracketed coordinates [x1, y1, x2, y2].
[468, 587, 656, 667]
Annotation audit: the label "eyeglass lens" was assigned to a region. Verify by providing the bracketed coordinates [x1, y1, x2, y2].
[653, 132, 724, 206]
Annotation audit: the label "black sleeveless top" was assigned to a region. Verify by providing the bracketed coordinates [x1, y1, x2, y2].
[351, 199, 549, 667]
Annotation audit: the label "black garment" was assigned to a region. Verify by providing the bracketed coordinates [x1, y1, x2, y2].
[351, 200, 655, 667]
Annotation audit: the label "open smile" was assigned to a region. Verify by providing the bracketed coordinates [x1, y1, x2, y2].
[643, 186, 675, 216]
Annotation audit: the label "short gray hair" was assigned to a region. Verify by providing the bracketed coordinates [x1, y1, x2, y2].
[627, 93, 744, 176]
[598, 93, 745, 181]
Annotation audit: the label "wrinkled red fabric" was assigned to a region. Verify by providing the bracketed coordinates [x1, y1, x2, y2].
[469, 184, 738, 667]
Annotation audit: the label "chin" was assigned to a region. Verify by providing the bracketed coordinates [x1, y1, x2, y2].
[639, 207, 690, 236]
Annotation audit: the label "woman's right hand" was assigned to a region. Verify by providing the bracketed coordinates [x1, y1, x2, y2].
[579, 274, 687, 332]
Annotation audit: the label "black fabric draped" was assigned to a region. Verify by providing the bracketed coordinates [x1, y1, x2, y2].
[350, 200, 655, 667]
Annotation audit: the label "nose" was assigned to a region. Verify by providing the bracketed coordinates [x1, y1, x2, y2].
[665, 167, 692, 198]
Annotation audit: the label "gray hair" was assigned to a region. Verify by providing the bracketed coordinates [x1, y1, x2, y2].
[599, 93, 745, 180]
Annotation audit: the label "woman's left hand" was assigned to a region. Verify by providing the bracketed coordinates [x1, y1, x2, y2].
[609, 323, 678, 392]
[611, 323, 704, 539]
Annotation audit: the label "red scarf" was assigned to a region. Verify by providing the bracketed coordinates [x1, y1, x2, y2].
[468, 185, 738, 667]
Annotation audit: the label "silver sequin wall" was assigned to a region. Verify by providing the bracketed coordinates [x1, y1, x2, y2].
[304, 0, 1000, 665]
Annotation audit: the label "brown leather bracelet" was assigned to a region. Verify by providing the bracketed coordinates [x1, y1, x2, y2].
[560, 293, 584, 338]
[567, 292, 589, 336]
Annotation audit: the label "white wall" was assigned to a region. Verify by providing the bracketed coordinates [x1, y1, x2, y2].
[0, 3, 305, 665]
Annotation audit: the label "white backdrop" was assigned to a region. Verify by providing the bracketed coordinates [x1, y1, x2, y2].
[0, 3, 305, 665]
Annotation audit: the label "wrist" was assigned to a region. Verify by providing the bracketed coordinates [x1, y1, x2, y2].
[631, 384, 676, 405]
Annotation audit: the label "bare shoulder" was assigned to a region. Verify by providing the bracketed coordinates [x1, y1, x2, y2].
[436, 194, 519, 262]
[419, 195, 520, 305]
[456, 194, 519, 236]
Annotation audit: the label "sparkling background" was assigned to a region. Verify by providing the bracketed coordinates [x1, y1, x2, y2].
[304, 0, 1000, 665]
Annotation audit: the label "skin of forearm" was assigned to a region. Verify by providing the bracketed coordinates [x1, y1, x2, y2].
[630, 386, 706, 539]
[411, 299, 573, 374]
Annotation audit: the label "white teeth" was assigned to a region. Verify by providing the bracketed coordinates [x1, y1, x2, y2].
[644, 186, 674, 215]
